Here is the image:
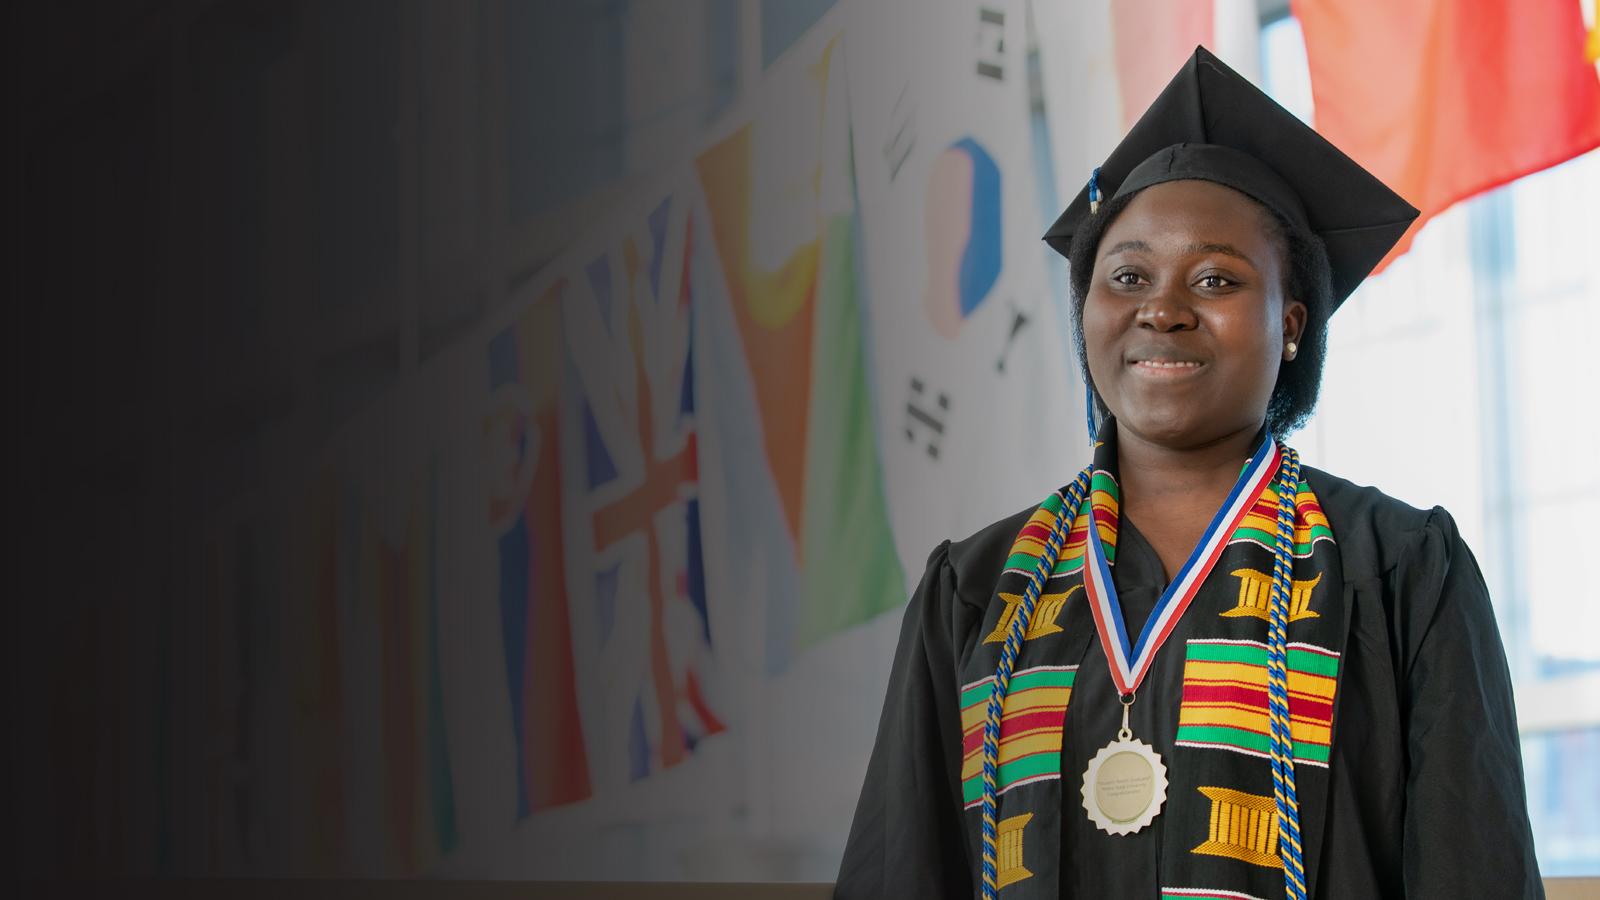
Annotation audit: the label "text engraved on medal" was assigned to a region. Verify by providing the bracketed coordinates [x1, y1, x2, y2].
[1093, 751, 1156, 823]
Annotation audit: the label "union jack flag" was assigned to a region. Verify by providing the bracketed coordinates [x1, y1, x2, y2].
[567, 194, 725, 784]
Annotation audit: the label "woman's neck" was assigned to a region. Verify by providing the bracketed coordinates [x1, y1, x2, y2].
[1115, 422, 1264, 579]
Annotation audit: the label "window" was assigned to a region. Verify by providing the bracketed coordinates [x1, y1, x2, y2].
[1262, 13, 1600, 878]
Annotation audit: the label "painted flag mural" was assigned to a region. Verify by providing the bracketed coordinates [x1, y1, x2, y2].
[371, 461, 459, 871]
[486, 282, 593, 814]
[199, 445, 463, 876]
[695, 30, 906, 670]
[559, 190, 727, 785]
[305, 450, 462, 873]
[845, 0, 1083, 578]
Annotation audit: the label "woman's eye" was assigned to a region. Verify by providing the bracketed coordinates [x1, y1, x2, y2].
[1112, 271, 1144, 286]
[1196, 273, 1235, 289]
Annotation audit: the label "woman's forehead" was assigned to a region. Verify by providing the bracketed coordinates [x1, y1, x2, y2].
[1101, 181, 1284, 260]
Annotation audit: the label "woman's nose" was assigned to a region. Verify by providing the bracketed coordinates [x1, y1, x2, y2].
[1135, 281, 1199, 331]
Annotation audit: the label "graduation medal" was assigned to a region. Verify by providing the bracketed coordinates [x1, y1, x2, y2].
[1081, 694, 1168, 835]
[1079, 433, 1281, 835]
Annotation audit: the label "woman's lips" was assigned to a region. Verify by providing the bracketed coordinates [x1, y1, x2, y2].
[1128, 358, 1206, 376]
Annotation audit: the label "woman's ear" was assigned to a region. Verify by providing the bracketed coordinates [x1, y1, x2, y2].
[1283, 299, 1308, 361]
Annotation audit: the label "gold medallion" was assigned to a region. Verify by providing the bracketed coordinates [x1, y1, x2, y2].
[1081, 737, 1168, 835]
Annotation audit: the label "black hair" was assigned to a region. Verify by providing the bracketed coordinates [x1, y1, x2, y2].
[1065, 185, 1335, 437]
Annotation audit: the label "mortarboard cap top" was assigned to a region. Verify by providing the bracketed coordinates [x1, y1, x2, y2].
[1043, 46, 1419, 307]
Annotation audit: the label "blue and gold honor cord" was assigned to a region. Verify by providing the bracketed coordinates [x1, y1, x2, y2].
[976, 447, 1308, 900]
[1266, 447, 1307, 900]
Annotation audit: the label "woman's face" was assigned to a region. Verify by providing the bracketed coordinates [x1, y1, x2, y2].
[1082, 179, 1306, 450]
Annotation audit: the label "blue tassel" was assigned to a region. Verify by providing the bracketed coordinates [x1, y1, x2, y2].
[1084, 380, 1099, 442]
[1088, 166, 1103, 214]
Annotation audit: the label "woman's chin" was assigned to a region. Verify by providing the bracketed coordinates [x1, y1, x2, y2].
[1113, 408, 1242, 451]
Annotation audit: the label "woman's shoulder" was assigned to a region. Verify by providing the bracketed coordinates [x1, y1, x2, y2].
[1301, 464, 1468, 580]
[926, 502, 1042, 611]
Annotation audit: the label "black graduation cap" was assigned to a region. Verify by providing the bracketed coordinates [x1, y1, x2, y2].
[1042, 46, 1418, 308]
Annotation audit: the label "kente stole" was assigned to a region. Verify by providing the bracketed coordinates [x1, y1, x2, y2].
[958, 433, 1345, 900]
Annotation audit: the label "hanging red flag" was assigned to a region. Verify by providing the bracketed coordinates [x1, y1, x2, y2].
[1112, 0, 1215, 129]
[1293, 0, 1600, 271]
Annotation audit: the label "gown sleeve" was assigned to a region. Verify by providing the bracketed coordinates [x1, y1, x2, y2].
[835, 541, 975, 900]
[1396, 508, 1544, 898]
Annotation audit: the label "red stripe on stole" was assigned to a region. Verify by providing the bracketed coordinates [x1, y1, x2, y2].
[1289, 693, 1334, 723]
[1017, 521, 1054, 544]
[1246, 494, 1278, 518]
[1248, 491, 1322, 520]
[1063, 514, 1118, 551]
[962, 707, 1067, 757]
[1182, 681, 1334, 723]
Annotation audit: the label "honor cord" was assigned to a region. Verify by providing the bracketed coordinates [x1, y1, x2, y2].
[1266, 447, 1308, 900]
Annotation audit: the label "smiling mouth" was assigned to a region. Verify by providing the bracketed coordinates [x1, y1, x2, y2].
[1130, 359, 1205, 371]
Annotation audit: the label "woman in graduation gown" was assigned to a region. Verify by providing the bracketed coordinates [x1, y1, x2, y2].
[836, 48, 1543, 900]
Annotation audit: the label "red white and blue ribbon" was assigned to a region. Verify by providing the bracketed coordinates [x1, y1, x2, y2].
[1082, 432, 1281, 697]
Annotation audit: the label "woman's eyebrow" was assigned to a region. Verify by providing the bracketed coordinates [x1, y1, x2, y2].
[1104, 239, 1151, 255]
[1103, 240, 1256, 268]
[1185, 242, 1256, 267]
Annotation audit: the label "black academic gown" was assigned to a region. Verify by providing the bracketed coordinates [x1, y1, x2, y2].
[835, 466, 1544, 899]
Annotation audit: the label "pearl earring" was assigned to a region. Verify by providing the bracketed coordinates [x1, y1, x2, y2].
[1285, 341, 1298, 359]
